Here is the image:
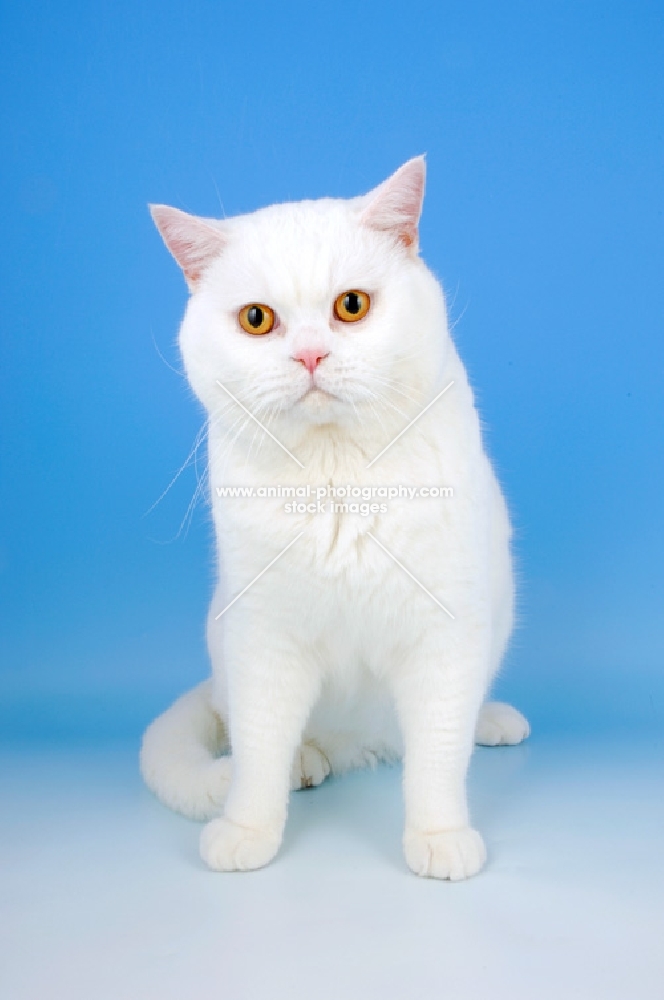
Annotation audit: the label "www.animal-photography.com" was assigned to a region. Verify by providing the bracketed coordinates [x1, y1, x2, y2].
[1, 2, 662, 998]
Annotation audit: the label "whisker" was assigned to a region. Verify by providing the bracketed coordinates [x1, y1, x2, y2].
[144, 418, 210, 516]
[150, 328, 186, 379]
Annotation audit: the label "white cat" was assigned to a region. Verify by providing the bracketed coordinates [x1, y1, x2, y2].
[140, 157, 529, 880]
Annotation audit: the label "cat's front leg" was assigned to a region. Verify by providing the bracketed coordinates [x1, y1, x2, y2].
[390, 623, 490, 881]
[200, 629, 320, 873]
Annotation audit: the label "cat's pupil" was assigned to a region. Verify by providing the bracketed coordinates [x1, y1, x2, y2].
[344, 293, 361, 314]
[247, 306, 263, 328]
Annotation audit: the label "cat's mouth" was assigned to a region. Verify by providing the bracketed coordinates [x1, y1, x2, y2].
[295, 385, 345, 419]
[303, 386, 336, 399]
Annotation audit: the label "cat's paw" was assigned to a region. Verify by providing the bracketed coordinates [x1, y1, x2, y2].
[290, 742, 331, 790]
[403, 826, 487, 881]
[475, 701, 530, 746]
[200, 816, 282, 872]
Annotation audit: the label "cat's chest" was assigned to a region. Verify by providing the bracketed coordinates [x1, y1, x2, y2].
[213, 463, 462, 578]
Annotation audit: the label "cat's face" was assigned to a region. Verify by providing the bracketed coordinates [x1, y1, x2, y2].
[152, 158, 448, 434]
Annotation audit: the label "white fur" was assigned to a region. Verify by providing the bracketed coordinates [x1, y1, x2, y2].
[141, 158, 529, 880]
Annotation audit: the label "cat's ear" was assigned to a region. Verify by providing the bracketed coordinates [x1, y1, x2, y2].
[359, 156, 426, 250]
[149, 205, 226, 291]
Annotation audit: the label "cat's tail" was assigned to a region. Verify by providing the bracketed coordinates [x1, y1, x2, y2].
[139, 680, 232, 821]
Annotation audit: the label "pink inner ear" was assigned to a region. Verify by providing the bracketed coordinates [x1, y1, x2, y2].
[360, 156, 426, 248]
[150, 205, 225, 289]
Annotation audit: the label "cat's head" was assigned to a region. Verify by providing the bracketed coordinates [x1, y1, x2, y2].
[151, 158, 449, 438]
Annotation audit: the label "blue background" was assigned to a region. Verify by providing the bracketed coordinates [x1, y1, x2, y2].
[1, 0, 662, 741]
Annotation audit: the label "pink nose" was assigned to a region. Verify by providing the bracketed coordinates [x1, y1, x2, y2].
[292, 349, 329, 374]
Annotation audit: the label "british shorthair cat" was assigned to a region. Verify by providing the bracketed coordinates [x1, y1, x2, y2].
[141, 157, 529, 880]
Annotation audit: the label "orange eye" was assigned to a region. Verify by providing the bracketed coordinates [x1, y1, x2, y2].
[334, 290, 370, 323]
[238, 303, 276, 335]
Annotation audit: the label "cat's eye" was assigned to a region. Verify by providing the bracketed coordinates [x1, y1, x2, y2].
[238, 303, 276, 336]
[334, 290, 371, 323]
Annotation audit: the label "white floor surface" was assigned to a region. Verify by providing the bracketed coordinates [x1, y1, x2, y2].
[1, 734, 662, 999]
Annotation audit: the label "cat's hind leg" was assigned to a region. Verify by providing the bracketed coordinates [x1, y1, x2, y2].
[291, 735, 398, 784]
[475, 701, 530, 746]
